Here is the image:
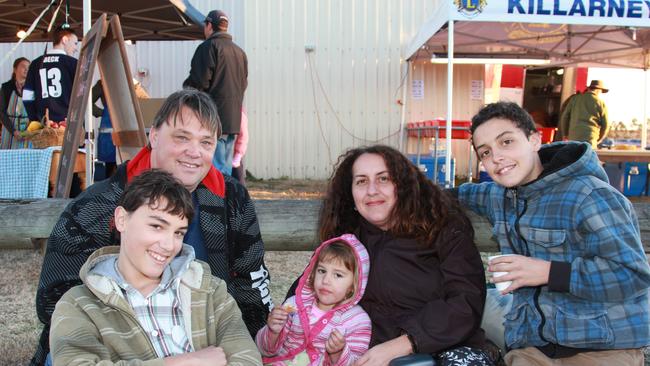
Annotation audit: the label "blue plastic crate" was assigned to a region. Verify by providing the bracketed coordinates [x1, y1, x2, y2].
[603, 162, 649, 196]
[624, 162, 648, 197]
[408, 155, 455, 186]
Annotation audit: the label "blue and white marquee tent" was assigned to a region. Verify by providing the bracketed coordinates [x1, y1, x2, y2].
[403, 0, 650, 183]
[407, 0, 649, 68]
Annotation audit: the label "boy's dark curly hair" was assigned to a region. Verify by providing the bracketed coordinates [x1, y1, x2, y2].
[118, 169, 194, 222]
[471, 101, 537, 138]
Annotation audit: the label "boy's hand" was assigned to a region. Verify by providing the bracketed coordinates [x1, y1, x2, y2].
[164, 346, 226, 366]
[267, 307, 289, 334]
[488, 254, 551, 293]
[326, 329, 346, 362]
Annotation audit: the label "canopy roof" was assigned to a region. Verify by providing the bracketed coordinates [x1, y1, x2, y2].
[0, 0, 204, 42]
[406, 0, 650, 69]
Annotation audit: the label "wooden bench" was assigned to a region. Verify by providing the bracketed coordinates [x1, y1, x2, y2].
[1, 198, 649, 255]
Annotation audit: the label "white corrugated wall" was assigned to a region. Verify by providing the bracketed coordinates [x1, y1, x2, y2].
[1, 0, 436, 179]
[244, 0, 434, 179]
[132, 0, 245, 98]
[132, 41, 199, 97]
[0, 42, 49, 78]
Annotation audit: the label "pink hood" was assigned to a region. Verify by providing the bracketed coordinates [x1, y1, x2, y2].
[259, 234, 371, 365]
[295, 234, 370, 313]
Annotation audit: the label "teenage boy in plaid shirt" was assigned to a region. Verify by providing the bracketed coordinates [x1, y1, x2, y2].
[456, 102, 650, 365]
[49, 170, 262, 365]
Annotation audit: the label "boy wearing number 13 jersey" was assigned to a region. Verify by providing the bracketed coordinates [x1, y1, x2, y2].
[23, 25, 78, 123]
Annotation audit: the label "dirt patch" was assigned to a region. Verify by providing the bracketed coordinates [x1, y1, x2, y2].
[0, 248, 313, 365]
[0, 250, 43, 365]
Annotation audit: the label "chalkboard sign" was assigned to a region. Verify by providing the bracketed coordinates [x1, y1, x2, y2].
[54, 14, 107, 198]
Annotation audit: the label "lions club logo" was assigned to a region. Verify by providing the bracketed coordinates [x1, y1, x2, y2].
[455, 0, 487, 17]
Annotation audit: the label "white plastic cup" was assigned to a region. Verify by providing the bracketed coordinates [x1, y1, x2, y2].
[488, 254, 516, 292]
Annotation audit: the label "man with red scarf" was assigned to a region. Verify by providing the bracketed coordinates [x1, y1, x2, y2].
[30, 89, 272, 366]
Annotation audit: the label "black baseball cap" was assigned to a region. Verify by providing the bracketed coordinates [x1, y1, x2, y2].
[205, 10, 228, 26]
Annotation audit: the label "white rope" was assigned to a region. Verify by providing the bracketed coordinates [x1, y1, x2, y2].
[47, 1, 64, 33]
[0, 0, 58, 68]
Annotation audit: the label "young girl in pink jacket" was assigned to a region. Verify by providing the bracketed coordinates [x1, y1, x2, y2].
[256, 234, 371, 365]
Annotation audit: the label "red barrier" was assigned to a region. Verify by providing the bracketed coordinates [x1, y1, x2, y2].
[538, 127, 556, 144]
[406, 119, 471, 139]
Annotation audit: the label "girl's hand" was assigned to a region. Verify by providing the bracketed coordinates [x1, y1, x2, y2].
[266, 307, 289, 334]
[326, 329, 346, 363]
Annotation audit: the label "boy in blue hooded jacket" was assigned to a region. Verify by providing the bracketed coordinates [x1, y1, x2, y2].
[457, 102, 650, 365]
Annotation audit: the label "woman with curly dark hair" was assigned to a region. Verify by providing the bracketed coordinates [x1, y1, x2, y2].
[319, 145, 492, 366]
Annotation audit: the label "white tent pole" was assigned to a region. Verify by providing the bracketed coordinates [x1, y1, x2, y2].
[445, 20, 454, 187]
[643, 69, 648, 150]
[398, 60, 410, 152]
[83, 0, 94, 186]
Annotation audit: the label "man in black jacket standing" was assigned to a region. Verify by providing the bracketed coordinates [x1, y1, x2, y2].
[184, 10, 247, 176]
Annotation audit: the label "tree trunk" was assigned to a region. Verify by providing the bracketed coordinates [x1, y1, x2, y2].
[1, 198, 649, 253]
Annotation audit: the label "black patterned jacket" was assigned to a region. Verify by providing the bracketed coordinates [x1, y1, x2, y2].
[31, 161, 271, 365]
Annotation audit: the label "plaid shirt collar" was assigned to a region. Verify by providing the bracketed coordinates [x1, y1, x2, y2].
[92, 246, 196, 357]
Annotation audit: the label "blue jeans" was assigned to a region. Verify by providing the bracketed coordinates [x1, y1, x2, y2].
[213, 134, 236, 176]
[481, 288, 513, 353]
[45, 353, 52, 366]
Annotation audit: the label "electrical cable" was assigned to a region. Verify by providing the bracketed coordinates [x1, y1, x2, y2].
[307, 52, 333, 165]
[393, 65, 408, 102]
[307, 52, 401, 143]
